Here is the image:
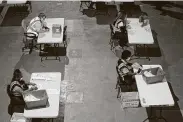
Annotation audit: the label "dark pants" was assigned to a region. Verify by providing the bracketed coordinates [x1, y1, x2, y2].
[9, 96, 25, 115]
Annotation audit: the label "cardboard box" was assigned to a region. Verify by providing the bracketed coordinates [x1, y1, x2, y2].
[23, 90, 48, 109]
[120, 92, 139, 108]
[142, 67, 165, 84]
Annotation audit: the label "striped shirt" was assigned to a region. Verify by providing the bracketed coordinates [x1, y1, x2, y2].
[113, 19, 124, 33]
[117, 59, 130, 79]
[27, 17, 44, 36]
[10, 81, 24, 97]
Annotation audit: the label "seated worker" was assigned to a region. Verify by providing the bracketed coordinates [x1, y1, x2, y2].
[117, 50, 142, 85]
[113, 11, 127, 33]
[9, 69, 38, 109]
[27, 13, 50, 50]
[27, 13, 49, 37]
[139, 12, 149, 27]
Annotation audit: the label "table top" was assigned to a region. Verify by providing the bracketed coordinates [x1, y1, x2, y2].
[24, 72, 61, 118]
[126, 18, 154, 45]
[37, 18, 65, 44]
[134, 65, 174, 107]
[5, 0, 27, 4]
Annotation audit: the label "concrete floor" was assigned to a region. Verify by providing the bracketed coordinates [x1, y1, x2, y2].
[0, 1, 183, 122]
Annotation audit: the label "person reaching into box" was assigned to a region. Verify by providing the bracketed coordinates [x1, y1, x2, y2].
[139, 12, 149, 27]
[8, 69, 38, 109]
[116, 50, 142, 85]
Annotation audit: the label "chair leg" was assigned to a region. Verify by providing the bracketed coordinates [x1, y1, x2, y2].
[115, 77, 119, 89]
[117, 86, 121, 98]
[79, 2, 83, 12]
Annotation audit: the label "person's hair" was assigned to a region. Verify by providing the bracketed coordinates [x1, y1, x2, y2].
[121, 50, 131, 60]
[115, 10, 126, 21]
[141, 12, 148, 16]
[38, 13, 46, 19]
[11, 69, 23, 82]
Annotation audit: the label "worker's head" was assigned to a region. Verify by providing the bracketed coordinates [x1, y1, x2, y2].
[38, 13, 46, 22]
[141, 12, 148, 16]
[12, 69, 23, 82]
[121, 50, 131, 61]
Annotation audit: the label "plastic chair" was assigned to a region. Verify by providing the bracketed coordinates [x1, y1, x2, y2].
[21, 19, 38, 54]
[116, 66, 133, 98]
[7, 85, 25, 116]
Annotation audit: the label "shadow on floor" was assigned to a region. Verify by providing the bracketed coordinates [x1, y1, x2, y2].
[145, 82, 182, 122]
[1, 6, 29, 26]
[142, 1, 183, 10]
[95, 5, 117, 25]
[0, 6, 4, 14]
[160, 9, 183, 20]
[14, 50, 69, 81]
[123, 3, 142, 18]
[135, 30, 162, 57]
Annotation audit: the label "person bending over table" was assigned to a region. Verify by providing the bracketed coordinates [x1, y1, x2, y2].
[9, 69, 38, 112]
[139, 12, 149, 27]
[117, 50, 142, 85]
[27, 13, 50, 50]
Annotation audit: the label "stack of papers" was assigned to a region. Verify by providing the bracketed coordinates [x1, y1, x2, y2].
[24, 94, 40, 101]
[31, 74, 53, 81]
[144, 71, 155, 77]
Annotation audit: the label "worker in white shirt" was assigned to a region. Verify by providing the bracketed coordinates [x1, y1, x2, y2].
[113, 11, 127, 33]
[27, 13, 50, 51]
[27, 13, 49, 37]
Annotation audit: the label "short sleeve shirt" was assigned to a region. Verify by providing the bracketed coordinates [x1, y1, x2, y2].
[117, 59, 130, 78]
[113, 19, 124, 33]
[27, 17, 43, 36]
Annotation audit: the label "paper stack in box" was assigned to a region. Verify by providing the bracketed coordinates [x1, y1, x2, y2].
[142, 67, 165, 84]
[120, 92, 139, 108]
[23, 90, 48, 109]
[10, 113, 31, 122]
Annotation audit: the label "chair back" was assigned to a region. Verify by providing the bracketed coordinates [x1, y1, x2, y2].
[21, 19, 27, 33]
[109, 24, 114, 35]
[7, 84, 12, 98]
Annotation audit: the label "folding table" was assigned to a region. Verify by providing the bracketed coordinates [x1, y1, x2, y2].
[24, 72, 61, 122]
[134, 65, 174, 122]
[126, 18, 154, 61]
[37, 18, 65, 62]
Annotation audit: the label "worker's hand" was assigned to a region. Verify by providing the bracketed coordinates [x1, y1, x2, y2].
[31, 83, 37, 86]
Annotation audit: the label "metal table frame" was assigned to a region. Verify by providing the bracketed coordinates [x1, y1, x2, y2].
[143, 107, 167, 122]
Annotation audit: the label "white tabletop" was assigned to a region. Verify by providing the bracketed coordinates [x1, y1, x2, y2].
[24, 72, 61, 118]
[37, 18, 65, 44]
[6, 0, 27, 4]
[134, 65, 174, 107]
[126, 18, 154, 45]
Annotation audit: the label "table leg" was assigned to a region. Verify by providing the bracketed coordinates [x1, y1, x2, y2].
[143, 107, 168, 122]
[143, 107, 157, 122]
[144, 44, 150, 61]
[156, 107, 168, 122]
[54, 43, 60, 61]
